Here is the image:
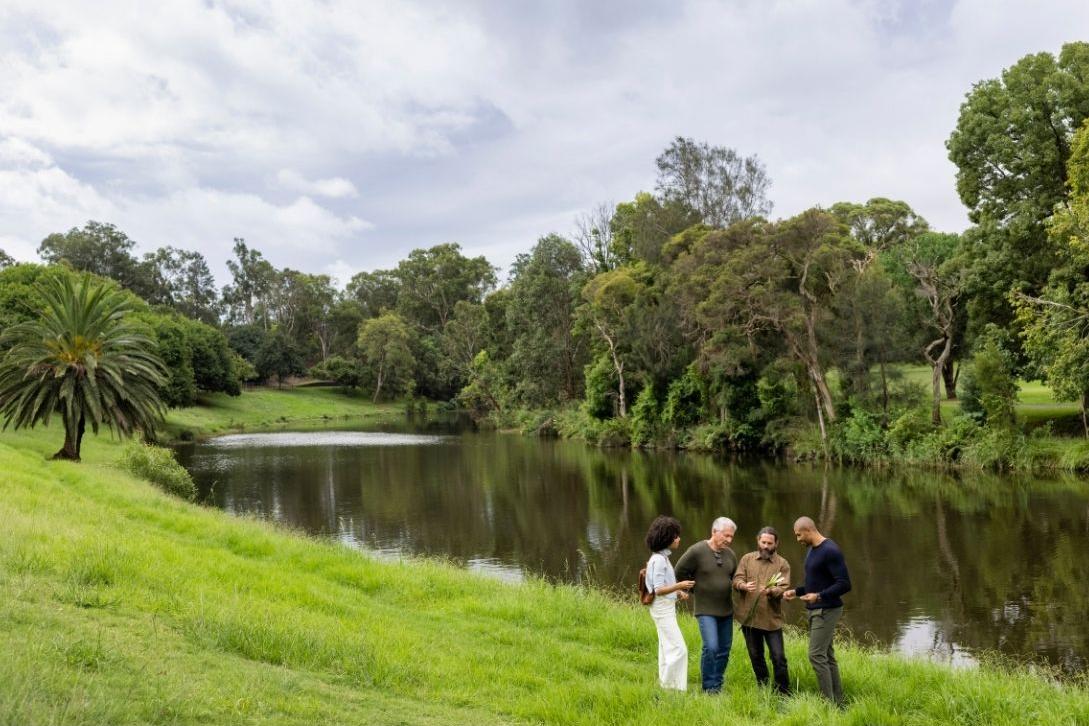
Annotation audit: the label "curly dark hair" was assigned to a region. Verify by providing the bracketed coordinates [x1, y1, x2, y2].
[645, 515, 682, 552]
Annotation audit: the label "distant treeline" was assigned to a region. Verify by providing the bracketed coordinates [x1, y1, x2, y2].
[3, 42, 1089, 464]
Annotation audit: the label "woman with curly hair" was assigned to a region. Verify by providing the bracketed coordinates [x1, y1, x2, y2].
[644, 515, 695, 690]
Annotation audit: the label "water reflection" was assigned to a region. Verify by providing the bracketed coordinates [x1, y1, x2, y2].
[175, 423, 1089, 674]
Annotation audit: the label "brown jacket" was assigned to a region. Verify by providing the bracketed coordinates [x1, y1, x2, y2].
[733, 551, 791, 631]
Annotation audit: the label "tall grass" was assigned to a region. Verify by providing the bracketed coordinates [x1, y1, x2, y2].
[2, 424, 1089, 724]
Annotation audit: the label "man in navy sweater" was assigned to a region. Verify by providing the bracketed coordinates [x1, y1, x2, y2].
[783, 516, 851, 706]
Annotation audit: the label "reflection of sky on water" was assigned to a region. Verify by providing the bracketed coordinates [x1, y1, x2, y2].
[893, 616, 978, 668]
[177, 426, 1089, 674]
[209, 432, 449, 448]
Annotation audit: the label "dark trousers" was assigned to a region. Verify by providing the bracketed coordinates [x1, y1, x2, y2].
[741, 625, 789, 694]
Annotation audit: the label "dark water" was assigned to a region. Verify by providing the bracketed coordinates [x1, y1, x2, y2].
[174, 418, 1089, 674]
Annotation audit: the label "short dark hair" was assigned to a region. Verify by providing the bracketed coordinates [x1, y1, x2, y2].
[757, 526, 779, 542]
[645, 515, 682, 552]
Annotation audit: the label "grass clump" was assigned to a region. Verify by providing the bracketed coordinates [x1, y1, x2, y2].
[120, 441, 197, 500]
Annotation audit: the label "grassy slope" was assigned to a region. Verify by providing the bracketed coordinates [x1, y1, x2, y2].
[3, 389, 1089, 725]
[162, 385, 406, 440]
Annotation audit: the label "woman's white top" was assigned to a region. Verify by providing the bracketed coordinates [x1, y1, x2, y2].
[646, 548, 678, 601]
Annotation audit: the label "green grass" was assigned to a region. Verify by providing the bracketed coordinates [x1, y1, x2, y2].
[1, 391, 1088, 724]
[162, 385, 406, 440]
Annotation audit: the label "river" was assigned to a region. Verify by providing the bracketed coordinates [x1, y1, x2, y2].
[173, 417, 1089, 675]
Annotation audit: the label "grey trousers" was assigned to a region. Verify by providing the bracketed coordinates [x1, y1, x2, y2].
[806, 606, 844, 704]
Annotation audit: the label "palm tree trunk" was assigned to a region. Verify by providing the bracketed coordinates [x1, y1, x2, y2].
[53, 414, 85, 461]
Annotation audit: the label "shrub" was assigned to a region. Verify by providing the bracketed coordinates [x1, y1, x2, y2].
[887, 406, 934, 451]
[959, 326, 1018, 427]
[120, 442, 197, 501]
[629, 386, 661, 447]
[829, 409, 888, 463]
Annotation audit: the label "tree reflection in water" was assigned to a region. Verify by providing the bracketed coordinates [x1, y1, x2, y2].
[176, 424, 1089, 674]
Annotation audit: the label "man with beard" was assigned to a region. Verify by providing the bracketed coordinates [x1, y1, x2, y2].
[733, 526, 792, 694]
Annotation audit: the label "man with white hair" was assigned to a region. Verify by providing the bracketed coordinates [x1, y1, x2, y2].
[674, 516, 738, 693]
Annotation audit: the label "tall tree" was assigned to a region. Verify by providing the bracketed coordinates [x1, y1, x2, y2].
[140, 246, 221, 324]
[393, 243, 497, 331]
[947, 42, 1089, 336]
[358, 312, 414, 402]
[1016, 120, 1089, 435]
[506, 235, 588, 406]
[609, 192, 699, 265]
[655, 136, 772, 228]
[700, 211, 862, 438]
[0, 275, 167, 460]
[0, 249, 13, 269]
[580, 266, 648, 418]
[888, 233, 967, 424]
[38, 221, 149, 297]
[222, 238, 276, 327]
[346, 269, 400, 319]
[573, 202, 618, 273]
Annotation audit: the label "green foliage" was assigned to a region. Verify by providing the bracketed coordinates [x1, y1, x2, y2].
[119, 441, 197, 500]
[947, 42, 1089, 341]
[661, 367, 705, 429]
[582, 354, 618, 419]
[308, 355, 364, 389]
[457, 350, 509, 418]
[959, 327, 1019, 428]
[829, 409, 888, 463]
[256, 328, 305, 388]
[654, 136, 772, 229]
[628, 385, 660, 447]
[506, 235, 587, 407]
[37, 221, 151, 298]
[0, 248, 12, 268]
[358, 312, 415, 401]
[886, 407, 934, 451]
[0, 274, 167, 460]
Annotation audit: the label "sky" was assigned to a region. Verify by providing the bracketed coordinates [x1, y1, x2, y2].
[1, 0, 1088, 288]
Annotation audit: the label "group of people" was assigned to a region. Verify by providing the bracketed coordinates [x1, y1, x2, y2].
[643, 514, 851, 705]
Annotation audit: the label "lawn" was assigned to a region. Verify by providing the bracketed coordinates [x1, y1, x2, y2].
[1, 389, 1088, 725]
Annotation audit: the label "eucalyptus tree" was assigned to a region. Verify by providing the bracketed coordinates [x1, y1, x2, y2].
[0, 274, 167, 460]
[887, 233, 966, 424]
[357, 312, 414, 402]
[38, 221, 150, 297]
[655, 136, 772, 228]
[506, 235, 588, 406]
[698, 210, 863, 439]
[140, 246, 221, 324]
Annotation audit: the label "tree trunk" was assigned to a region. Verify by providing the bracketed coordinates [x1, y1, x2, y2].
[879, 356, 890, 426]
[930, 360, 943, 426]
[1082, 391, 1089, 440]
[53, 414, 85, 461]
[942, 359, 958, 400]
[809, 364, 837, 425]
[373, 366, 385, 403]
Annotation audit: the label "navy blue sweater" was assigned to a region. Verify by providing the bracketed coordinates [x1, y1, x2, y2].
[794, 539, 851, 610]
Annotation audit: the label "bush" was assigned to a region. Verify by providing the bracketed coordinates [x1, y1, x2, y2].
[959, 326, 1018, 427]
[120, 442, 197, 501]
[887, 406, 934, 451]
[829, 409, 888, 463]
[629, 386, 661, 447]
[309, 355, 363, 389]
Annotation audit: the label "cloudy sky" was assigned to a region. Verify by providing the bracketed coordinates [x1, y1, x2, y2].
[1, 0, 1087, 287]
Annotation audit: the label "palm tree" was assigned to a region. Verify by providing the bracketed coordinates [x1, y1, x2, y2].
[0, 274, 167, 461]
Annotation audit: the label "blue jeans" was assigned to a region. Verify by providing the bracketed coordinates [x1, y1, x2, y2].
[695, 614, 733, 692]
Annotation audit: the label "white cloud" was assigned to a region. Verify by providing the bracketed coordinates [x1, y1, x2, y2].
[2, 0, 1088, 277]
[275, 170, 358, 199]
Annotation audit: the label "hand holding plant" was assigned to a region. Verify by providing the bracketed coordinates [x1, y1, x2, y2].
[740, 572, 785, 627]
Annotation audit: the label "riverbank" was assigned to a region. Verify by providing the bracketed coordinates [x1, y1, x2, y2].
[160, 385, 407, 442]
[2, 395, 1088, 724]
